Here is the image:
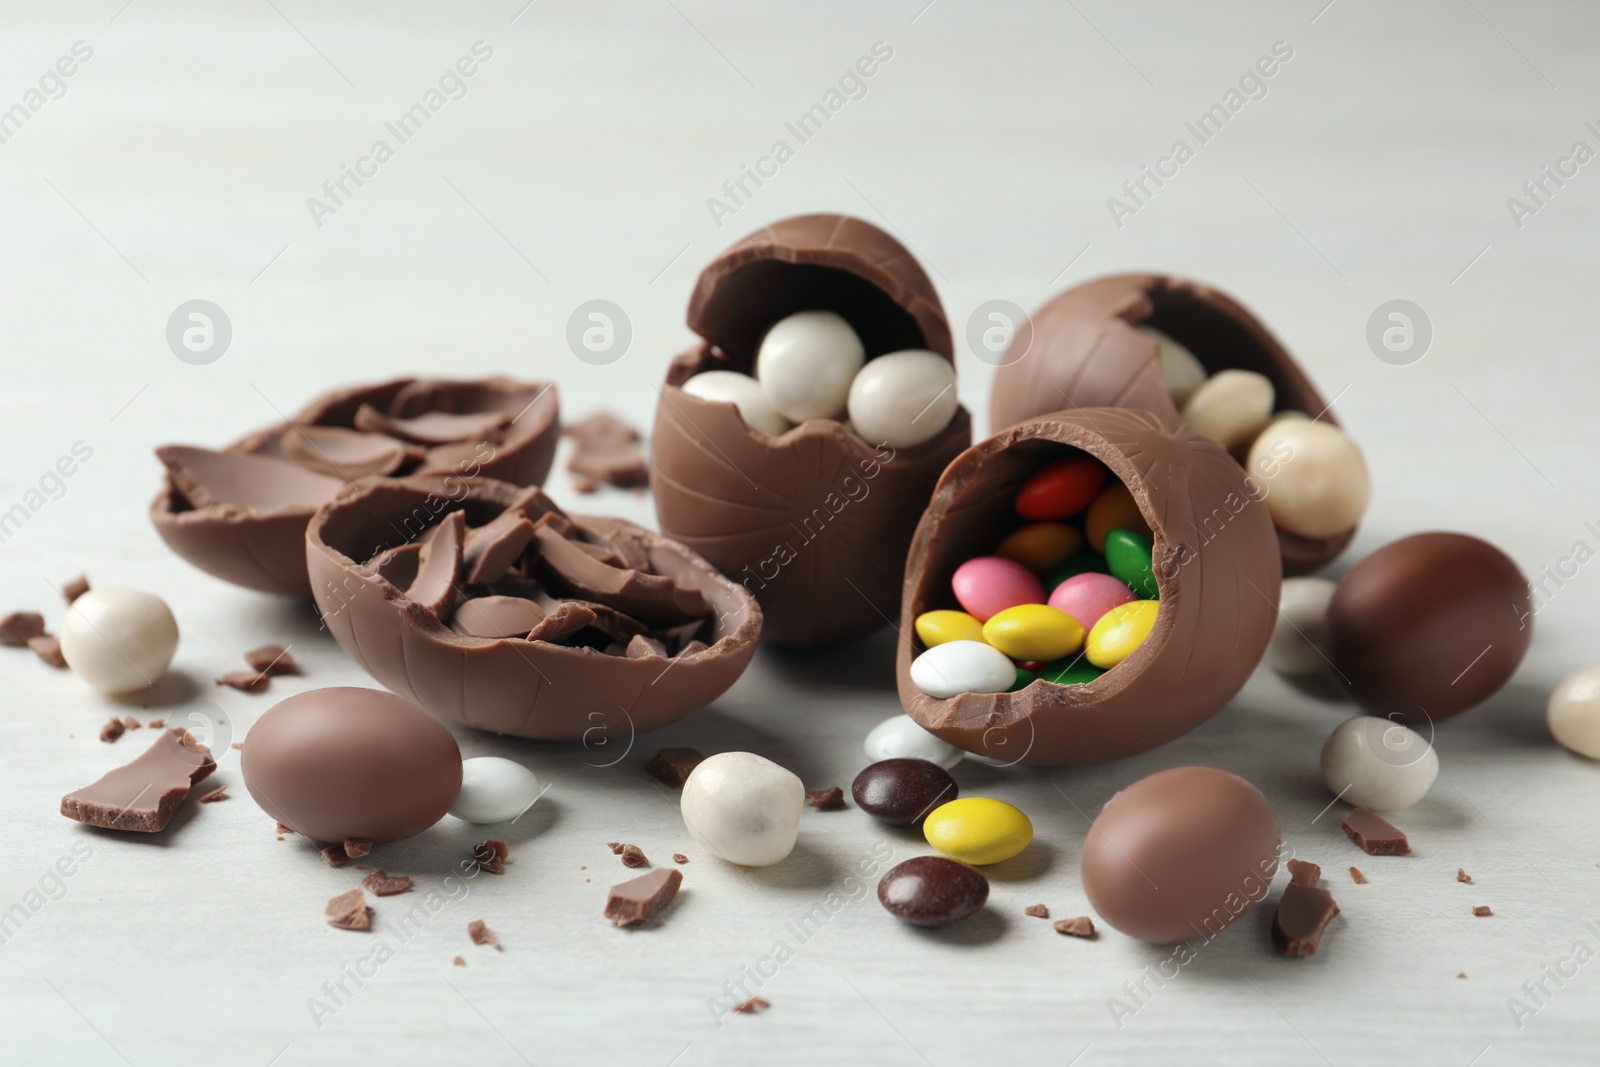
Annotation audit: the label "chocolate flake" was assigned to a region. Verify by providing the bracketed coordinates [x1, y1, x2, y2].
[325, 888, 372, 931]
[157, 444, 345, 511]
[732, 997, 771, 1015]
[198, 786, 229, 803]
[1054, 917, 1097, 938]
[61, 575, 90, 604]
[530, 522, 708, 626]
[468, 919, 500, 948]
[28, 634, 67, 669]
[1273, 884, 1340, 956]
[215, 670, 270, 694]
[123, 716, 141, 730]
[472, 839, 508, 875]
[605, 868, 682, 927]
[1349, 866, 1366, 884]
[1457, 867, 1472, 884]
[321, 844, 352, 868]
[363, 869, 413, 896]
[1473, 905, 1492, 917]
[244, 644, 297, 675]
[616, 844, 649, 868]
[60, 726, 213, 828]
[625, 634, 668, 659]
[407, 511, 466, 619]
[1025, 904, 1050, 919]
[673, 853, 689, 864]
[461, 513, 539, 586]
[276, 822, 296, 835]
[1287, 858, 1322, 887]
[99, 717, 126, 744]
[645, 747, 704, 788]
[0, 611, 45, 646]
[344, 838, 373, 859]
[453, 956, 466, 967]
[1341, 806, 1411, 856]
[805, 786, 846, 810]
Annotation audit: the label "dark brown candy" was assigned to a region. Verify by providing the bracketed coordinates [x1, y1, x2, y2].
[851, 759, 957, 825]
[1272, 884, 1340, 956]
[1341, 807, 1410, 856]
[605, 868, 682, 927]
[61, 728, 217, 832]
[646, 748, 705, 788]
[1327, 532, 1531, 723]
[877, 856, 989, 927]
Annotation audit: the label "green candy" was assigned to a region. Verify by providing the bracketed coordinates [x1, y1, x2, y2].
[1008, 667, 1038, 693]
[1104, 528, 1159, 600]
[1045, 552, 1109, 591]
[1038, 656, 1106, 686]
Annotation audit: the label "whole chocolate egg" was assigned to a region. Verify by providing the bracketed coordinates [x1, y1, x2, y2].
[1327, 532, 1531, 723]
[241, 687, 462, 844]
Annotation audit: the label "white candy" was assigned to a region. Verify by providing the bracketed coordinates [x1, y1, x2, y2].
[755, 310, 864, 422]
[1180, 369, 1275, 451]
[1248, 418, 1371, 538]
[682, 370, 793, 437]
[1321, 715, 1438, 811]
[1137, 326, 1206, 408]
[59, 588, 179, 694]
[1266, 577, 1337, 675]
[449, 757, 541, 823]
[1547, 666, 1600, 759]
[864, 714, 965, 769]
[680, 751, 804, 866]
[846, 349, 958, 449]
[910, 640, 1015, 700]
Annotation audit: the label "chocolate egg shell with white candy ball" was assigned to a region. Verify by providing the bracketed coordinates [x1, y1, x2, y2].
[651, 213, 972, 646]
[151, 376, 559, 596]
[897, 407, 1281, 766]
[987, 274, 1356, 575]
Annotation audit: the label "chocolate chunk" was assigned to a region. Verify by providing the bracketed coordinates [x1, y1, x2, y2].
[281, 425, 412, 479]
[1457, 868, 1472, 884]
[354, 405, 510, 446]
[530, 522, 708, 626]
[564, 411, 648, 490]
[672, 854, 689, 864]
[344, 838, 373, 859]
[605, 868, 682, 927]
[805, 786, 845, 810]
[1025, 904, 1050, 919]
[1341, 807, 1411, 856]
[407, 511, 466, 618]
[453, 956, 466, 966]
[524, 601, 599, 644]
[0, 611, 45, 646]
[468, 919, 500, 948]
[1473, 905, 1492, 917]
[29, 634, 67, 668]
[276, 822, 296, 835]
[363, 869, 413, 896]
[732, 997, 770, 1015]
[61, 575, 90, 604]
[99, 717, 126, 744]
[215, 670, 270, 693]
[123, 717, 141, 730]
[624, 634, 668, 659]
[646, 748, 705, 788]
[1053, 916, 1097, 938]
[462, 513, 539, 585]
[156, 444, 345, 511]
[198, 786, 228, 803]
[1349, 866, 1366, 884]
[451, 596, 545, 640]
[370, 542, 423, 587]
[244, 644, 297, 675]
[321, 844, 352, 868]
[1287, 858, 1322, 887]
[472, 839, 508, 875]
[325, 889, 372, 931]
[619, 844, 648, 868]
[61, 728, 217, 832]
[1273, 884, 1340, 956]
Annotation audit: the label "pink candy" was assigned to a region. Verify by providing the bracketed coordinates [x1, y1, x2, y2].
[1048, 572, 1137, 630]
[952, 557, 1045, 622]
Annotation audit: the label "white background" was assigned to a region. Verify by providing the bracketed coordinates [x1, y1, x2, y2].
[2, 1, 1598, 1064]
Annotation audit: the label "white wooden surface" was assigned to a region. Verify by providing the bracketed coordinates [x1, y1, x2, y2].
[2, 1, 1598, 1064]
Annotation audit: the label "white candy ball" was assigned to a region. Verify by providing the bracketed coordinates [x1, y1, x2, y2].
[1267, 577, 1337, 675]
[680, 751, 804, 866]
[846, 350, 958, 449]
[864, 714, 966, 769]
[755, 310, 864, 422]
[59, 588, 179, 694]
[1547, 666, 1600, 759]
[1180, 369, 1275, 451]
[1321, 715, 1439, 811]
[682, 370, 792, 437]
[1248, 418, 1371, 539]
[910, 640, 1016, 699]
[449, 757, 541, 823]
[1137, 326, 1207, 408]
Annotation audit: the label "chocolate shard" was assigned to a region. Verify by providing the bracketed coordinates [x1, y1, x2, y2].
[353, 404, 511, 446]
[530, 522, 708, 626]
[281, 425, 412, 479]
[1025, 904, 1050, 919]
[1457, 867, 1472, 884]
[467, 919, 500, 948]
[564, 411, 648, 489]
[614, 843, 648, 868]
[732, 997, 770, 1014]
[1341, 807, 1411, 856]
[625, 634, 668, 659]
[198, 786, 228, 803]
[325, 888, 372, 931]
[156, 444, 345, 511]
[244, 643, 297, 675]
[805, 786, 846, 810]
[450, 596, 546, 640]
[99, 717, 126, 744]
[524, 602, 599, 644]
[604, 868, 683, 927]
[672, 853, 689, 864]
[344, 838, 373, 859]
[472, 839, 508, 875]
[1287, 858, 1322, 887]
[215, 670, 270, 693]
[1349, 866, 1366, 884]
[462, 514, 539, 585]
[61, 728, 217, 832]
[363, 869, 413, 896]
[61, 575, 90, 604]
[1053, 916, 1097, 939]
[0, 611, 45, 646]
[1272, 883, 1340, 956]
[645, 748, 704, 788]
[407, 510, 466, 619]
[1473, 905, 1493, 917]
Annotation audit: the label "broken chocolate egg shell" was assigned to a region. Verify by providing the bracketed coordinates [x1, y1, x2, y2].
[306, 477, 761, 740]
[150, 376, 559, 595]
[897, 407, 1282, 766]
[987, 274, 1352, 575]
[652, 213, 972, 646]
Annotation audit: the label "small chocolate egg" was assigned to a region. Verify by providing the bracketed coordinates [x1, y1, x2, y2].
[241, 687, 462, 844]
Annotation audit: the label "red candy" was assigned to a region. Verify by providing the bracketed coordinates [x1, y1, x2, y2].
[1015, 457, 1107, 520]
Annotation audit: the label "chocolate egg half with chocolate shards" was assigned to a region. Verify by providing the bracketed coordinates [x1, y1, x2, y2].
[152, 376, 559, 596]
[988, 274, 1362, 575]
[651, 213, 972, 646]
[897, 408, 1280, 766]
[307, 476, 761, 739]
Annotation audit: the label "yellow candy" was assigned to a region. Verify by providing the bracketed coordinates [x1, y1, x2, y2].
[1085, 483, 1152, 553]
[981, 604, 1084, 661]
[923, 797, 1033, 865]
[915, 609, 985, 648]
[1085, 599, 1159, 668]
[995, 522, 1085, 574]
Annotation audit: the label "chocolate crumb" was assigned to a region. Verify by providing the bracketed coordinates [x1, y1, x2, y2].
[276, 822, 296, 835]
[198, 786, 228, 803]
[1341, 806, 1410, 856]
[453, 956, 466, 967]
[148, 719, 163, 728]
[244, 643, 297, 675]
[472, 839, 508, 875]
[1287, 858, 1322, 887]
[1458, 868, 1472, 884]
[732, 997, 771, 1015]
[1054, 916, 1097, 938]
[344, 838, 373, 859]
[28, 634, 67, 669]
[564, 410, 648, 490]
[1024, 904, 1050, 919]
[645, 747, 704, 788]
[325, 889, 372, 931]
[215, 670, 270, 694]
[1349, 866, 1366, 884]
[321, 844, 352, 868]
[61, 575, 90, 604]
[805, 786, 846, 810]
[1273, 884, 1340, 956]
[363, 869, 413, 896]
[99, 717, 126, 744]
[673, 853, 688, 864]
[123, 716, 141, 730]
[468, 919, 500, 949]
[605, 868, 682, 927]
[1473, 905, 1492, 917]
[618, 844, 648, 868]
[1458, 972, 1467, 979]
[0, 611, 45, 646]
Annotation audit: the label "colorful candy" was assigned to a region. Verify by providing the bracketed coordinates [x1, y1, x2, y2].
[951, 556, 1044, 621]
[1048, 572, 1137, 630]
[914, 609, 984, 648]
[922, 797, 1033, 865]
[1085, 600, 1159, 668]
[909, 640, 1017, 699]
[1044, 552, 1108, 591]
[852, 759, 958, 825]
[1038, 658, 1105, 685]
[981, 604, 1084, 661]
[1014, 457, 1106, 520]
[1104, 528, 1160, 599]
[1084, 482, 1150, 552]
[878, 856, 989, 926]
[995, 522, 1084, 574]
[864, 715, 965, 769]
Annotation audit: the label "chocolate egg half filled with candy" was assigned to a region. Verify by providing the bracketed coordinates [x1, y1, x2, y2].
[988, 274, 1363, 575]
[897, 407, 1280, 766]
[152, 376, 559, 596]
[307, 476, 760, 739]
[651, 213, 972, 646]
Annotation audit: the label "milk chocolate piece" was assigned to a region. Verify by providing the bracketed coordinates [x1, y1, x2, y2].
[61, 575, 90, 604]
[1327, 533, 1532, 723]
[607, 843, 648, 868]
[1341, 807, 1411, 855]
[1473, 905, 1492, 917]
[1053, 917, 1097, 939]
[1458, 868, 1472, 883]
[1287, 858, 1321, 886]
[1272, 884, 1340, 956]
[408, 510, 466, 619]
[321, 844, 352, 868]
[122, 717, 141, 731]
[99, 717, 125, 743]
[468, 919, 500, 948]
[62, 728, 217, 832]
[604, 868, 682, 927]
[987, 274, 1356, 574]
[451, 596, 545, 640]
[564, 411, 648, 489]
[215, 670, 269, 694]
[198, 786, 228, 803]
[672, 854, 688, 864]
[652, 213, 971, 646]
[281, 425, 412, 479]
[244, 644, 297, 675]
[1349, 866, 1366, 884]
[646, 748, 705, 788]
[625, 634, 668, 659]
[732, 997, 770, 1014]
[363, 870, 412, 896]
[344, 837, 373, 859]
[29, 634, 67, 668]
[531, 523, 708, 626]
[899, 409, 1280, 765]
[354, 405, 510, 446]
[1025, 904, 1050, 919]
[523, 602, 599, 643]
[325, 888, 372, 931]
[461, 515, 538, 585]
[0, 611, 45, 646]
[805, 786, 845, 810]
[472, 839, 508, 875]
[156, 445, 345, 511]
[454, 956, 466, 966]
